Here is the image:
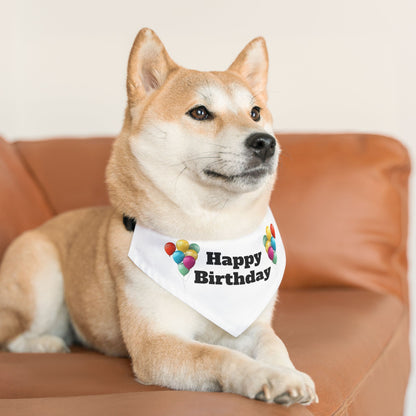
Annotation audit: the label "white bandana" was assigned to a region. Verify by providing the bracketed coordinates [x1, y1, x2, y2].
[128, 208, 285, 337]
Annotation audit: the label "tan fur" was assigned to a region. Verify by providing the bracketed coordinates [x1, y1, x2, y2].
[0, 232, 35, 343]
[0, 28, 317, 405]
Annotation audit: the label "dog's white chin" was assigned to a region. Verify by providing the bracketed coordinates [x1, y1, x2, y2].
[199, 171, 273, 194]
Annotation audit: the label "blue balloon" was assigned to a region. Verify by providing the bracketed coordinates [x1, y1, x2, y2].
[172, 250, 185, 264]
[271, 236, 276, 250]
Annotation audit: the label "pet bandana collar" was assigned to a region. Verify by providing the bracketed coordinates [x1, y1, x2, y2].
[128, 208, 285, 337]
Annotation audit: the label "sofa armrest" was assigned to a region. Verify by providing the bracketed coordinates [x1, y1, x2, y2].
[0, 137, 53, 259]
[272, 133, 410, 305]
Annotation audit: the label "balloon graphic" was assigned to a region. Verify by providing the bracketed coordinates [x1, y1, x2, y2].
[176, 240, 189, 252]
[188, 243, 200, 253]
[178, 263, 189, 276]
[165, 239, 200, 276]
[265, 241, 271, 252]
[164, 242, 176, 256]
[185, 249, 198, 260]
[172, 250, 185, 264]
[263, 224, 277, 263]
[183, 256, 196, 269]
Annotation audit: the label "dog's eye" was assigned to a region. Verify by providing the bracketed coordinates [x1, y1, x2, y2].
[250, 106, 261, 122]
[188, 106, 212, 121]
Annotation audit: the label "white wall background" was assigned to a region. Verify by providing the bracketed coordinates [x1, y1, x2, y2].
[0, 0, 415, 413]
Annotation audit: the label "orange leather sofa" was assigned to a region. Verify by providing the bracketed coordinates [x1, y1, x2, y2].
[0, 133, 411, 415]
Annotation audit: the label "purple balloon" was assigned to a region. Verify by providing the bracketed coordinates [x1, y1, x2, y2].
[268, 246, 274, 260]
[183, 255, 196, 269]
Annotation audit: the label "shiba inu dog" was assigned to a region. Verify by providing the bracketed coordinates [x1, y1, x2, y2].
[0, 28, 317, 406]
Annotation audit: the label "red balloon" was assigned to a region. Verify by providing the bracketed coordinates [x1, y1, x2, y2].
[270, 223, 276, 238]
[164, 242, 176, 256]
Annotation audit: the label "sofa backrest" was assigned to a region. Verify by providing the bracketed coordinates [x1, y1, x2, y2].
[1, 134, 410, 303]
[271, 134, 410, 304]
[14, 137, 112, 213]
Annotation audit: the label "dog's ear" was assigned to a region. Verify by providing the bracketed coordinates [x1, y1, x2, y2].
[228, 37, 269, 102]
[127, 28, 178, 105]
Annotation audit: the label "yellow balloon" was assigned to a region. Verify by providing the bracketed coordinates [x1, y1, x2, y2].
[176, 239, 189, 252]
[185, 249, 198, 260]
[266, 226, 272, 240]
[265, 241, 271, 251]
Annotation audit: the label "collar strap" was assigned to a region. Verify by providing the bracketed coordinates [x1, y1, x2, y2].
[123, 215, 136, 232]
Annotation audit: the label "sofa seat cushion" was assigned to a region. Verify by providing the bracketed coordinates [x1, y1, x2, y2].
[0, 288, 409, 415]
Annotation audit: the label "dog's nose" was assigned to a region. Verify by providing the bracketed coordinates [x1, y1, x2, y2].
[245, 133, 276, 162]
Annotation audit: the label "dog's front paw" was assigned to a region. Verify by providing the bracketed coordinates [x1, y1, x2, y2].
[240, 365, 318, 406]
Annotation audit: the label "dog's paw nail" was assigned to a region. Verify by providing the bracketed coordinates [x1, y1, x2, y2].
[274, 392, 292, 405]
[255, 384, 271, 401]
[262, 384, 272, 401]
[255, 391, 266, 401]
[288, 388, 299, 398]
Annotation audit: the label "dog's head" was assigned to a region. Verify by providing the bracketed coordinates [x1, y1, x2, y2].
[107, 28, 279, 220]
